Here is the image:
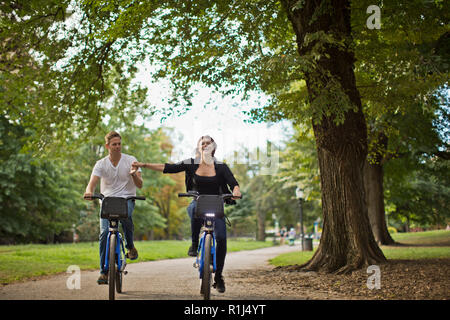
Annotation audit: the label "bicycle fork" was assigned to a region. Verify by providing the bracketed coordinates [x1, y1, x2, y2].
[104, 221, 127, 273]
[194, 231, 217, 277]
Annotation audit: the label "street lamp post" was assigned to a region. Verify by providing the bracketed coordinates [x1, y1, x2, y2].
[295, 187, 304, 251]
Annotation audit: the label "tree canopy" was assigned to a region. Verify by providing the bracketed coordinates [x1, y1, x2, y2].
[2, 1, 448, 154]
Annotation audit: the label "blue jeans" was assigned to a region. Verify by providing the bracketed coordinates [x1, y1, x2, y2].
[187, 200, 227, 277]
[99, 199, 135, 275]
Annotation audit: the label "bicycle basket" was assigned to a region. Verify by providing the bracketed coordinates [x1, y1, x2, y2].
[195, 195, 224, 218]
[100, 197, 128, 220]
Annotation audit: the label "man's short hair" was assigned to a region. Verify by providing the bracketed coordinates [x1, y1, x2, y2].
[105, 131, 121, 145]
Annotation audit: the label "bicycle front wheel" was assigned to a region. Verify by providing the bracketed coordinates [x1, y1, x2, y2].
[201, 233, 212, 300]
[108, 233, 116, 301]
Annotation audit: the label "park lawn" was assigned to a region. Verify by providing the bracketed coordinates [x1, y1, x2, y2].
[270, 230, 450, 267]
[390, 229, 450, 246]
[0, 239, 273, 285]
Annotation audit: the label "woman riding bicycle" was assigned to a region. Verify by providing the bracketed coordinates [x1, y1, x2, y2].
[132, 135, 241, 293]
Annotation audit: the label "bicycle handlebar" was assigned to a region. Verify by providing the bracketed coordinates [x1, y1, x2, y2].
[177, 192, 242, 200]
[83, 193, 103, 200]
[84, 193, 146, 201]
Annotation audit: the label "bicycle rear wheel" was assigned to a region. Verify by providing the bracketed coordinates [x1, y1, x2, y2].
[108, 233, 116, 301]
[201, 233, 212, 300]
[116, 271, 122, 293]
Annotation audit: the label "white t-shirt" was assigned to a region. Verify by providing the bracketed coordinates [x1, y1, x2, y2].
[91, 153, 141, 198]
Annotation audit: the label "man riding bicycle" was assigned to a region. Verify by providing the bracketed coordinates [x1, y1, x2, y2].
[83, 131, 143, 285]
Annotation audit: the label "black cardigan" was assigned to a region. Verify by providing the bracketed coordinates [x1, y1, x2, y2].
[163, 158, 239, 203]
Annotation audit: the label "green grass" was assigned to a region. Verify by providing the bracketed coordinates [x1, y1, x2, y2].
[0, 239, 273, 285]
[270, 250, 316, 267]
[390, 229, 450, 246]
[270, 230, 450, 267]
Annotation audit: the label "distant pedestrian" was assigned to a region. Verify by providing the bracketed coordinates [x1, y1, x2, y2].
[280, 227, 287, 245]
[288, 228, 296, 246]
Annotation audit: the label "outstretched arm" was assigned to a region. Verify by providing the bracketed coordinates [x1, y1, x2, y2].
[132, 162, 165, 172]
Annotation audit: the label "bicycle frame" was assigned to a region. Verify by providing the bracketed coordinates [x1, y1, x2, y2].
[178, 191, 241, 300]
[104, 220, 126, 273]
[197, 215, 217, 277]
[84, 193, 145, 300]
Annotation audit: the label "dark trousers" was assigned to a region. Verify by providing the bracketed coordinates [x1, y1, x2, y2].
[187, 200, 227, 277]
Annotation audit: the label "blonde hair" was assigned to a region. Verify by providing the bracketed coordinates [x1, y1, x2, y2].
[105, 131, 121, 145]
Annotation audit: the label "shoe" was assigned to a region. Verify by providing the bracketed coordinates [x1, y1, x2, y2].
[213, 275, 225, 293]
[126, 247, 138, 260]
[188, 242, 198, 257]
[97, 273, 108, 285]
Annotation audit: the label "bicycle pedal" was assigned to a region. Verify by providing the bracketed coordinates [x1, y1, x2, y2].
[124, 271, 128, 275]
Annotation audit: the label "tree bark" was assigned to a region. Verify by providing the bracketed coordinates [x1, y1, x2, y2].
[256, 210, 266, 241]
[282, 0, 386, 273]
[154, 192, 171, 239]
[363, 158, 396, 245]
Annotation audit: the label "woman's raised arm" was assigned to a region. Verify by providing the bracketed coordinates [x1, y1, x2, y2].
[132, 162, 165, 172]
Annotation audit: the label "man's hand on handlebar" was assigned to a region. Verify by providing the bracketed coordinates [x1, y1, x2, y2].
[83, 192, 93, 200]
[83, 193, 103, 200]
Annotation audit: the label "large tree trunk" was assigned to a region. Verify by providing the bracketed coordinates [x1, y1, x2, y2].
[154, 194, 171, 239]
[256, 210, 266, 241]
[364, 158, 396, 245]
[282, 0, 386, 273]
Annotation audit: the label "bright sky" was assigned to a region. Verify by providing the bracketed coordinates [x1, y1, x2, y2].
[60, 8, 294, 165]
[135, 69, 293, 164]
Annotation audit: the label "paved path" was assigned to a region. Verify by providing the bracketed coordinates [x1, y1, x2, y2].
[0, 245, 301, 300]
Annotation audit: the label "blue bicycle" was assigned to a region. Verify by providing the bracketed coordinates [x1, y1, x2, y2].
[178, 191, 240, 300]
[84, 193, 145, 300]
